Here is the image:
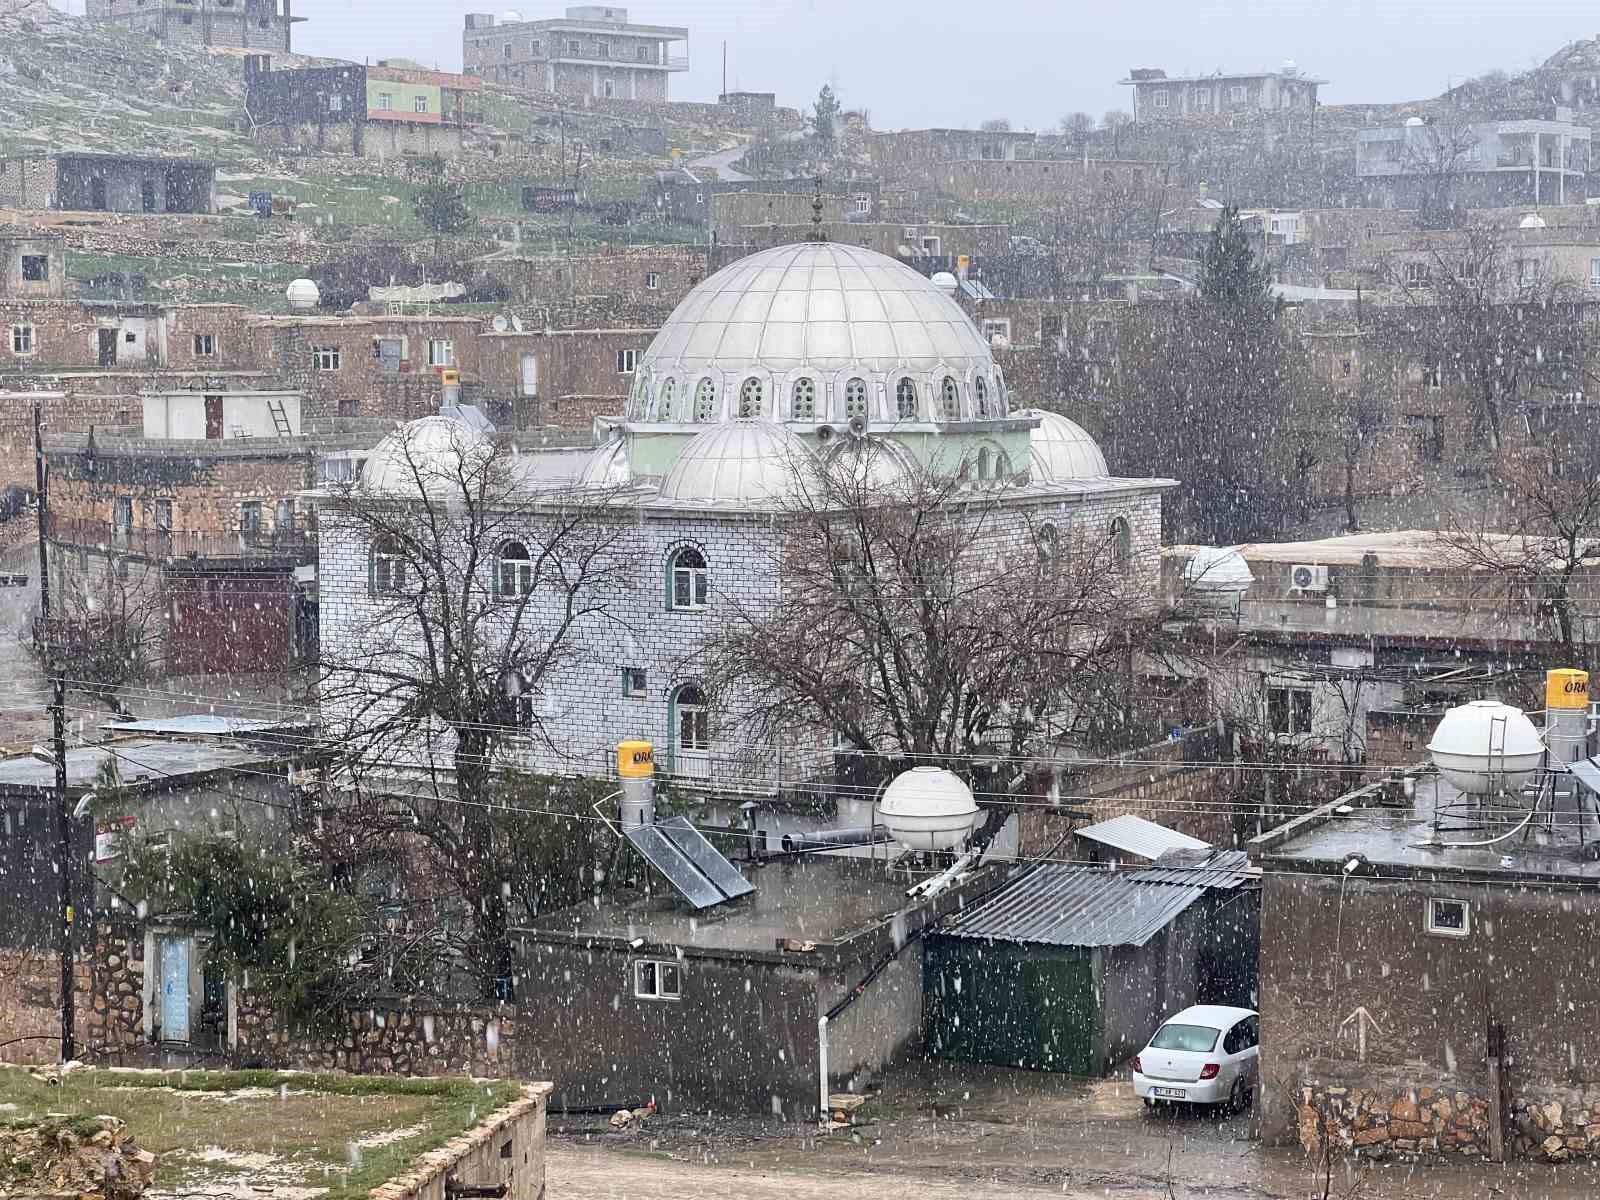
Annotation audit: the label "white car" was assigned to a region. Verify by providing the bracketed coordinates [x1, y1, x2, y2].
[1131, 1004, 1259, 1112]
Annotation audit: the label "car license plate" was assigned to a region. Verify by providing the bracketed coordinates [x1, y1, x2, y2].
[1152, 1087, 1186, 1099]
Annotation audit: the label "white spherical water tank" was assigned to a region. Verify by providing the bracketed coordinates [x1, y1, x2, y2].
[878, 766, 979, 851]
[1183, 546, 1254, 595]
[286, 278, 321, 310]
[930, 271, 958, 298]
[1427, 700, 1546, 794]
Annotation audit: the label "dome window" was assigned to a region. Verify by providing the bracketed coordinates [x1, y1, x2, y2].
[738, 376, 765, 418]
[994, 369, 1009, 414]
[974, 375, 989, 417]
[940, 376, 961, 420]
[895, 377, 918, 420]
[792, 377, 817, 420]
[496, 539, 533, 598]
[976, 447, 991, 479]
[657, 378, 676, 420]
[693, 378, 717, 422]
[844, 377, 868, 419]
[668, 546, 709, 610]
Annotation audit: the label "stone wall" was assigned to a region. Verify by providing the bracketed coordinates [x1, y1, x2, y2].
[233, 997, 522, 1078]
[371, 1084, 549, 1200]
[0, 946, 65, 1065]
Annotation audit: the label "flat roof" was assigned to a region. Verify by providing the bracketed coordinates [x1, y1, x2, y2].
[1120, 70, 1329, 85]
[523, 855, 952, 957]
[0, 737, 284, 796]
[1165, 530, 1522, 570]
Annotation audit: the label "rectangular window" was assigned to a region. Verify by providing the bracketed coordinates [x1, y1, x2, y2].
[113, 496, 133, 533]
[10, 325, 34, 355]
[622, 667, 647, 697]
[1192, 88, 1210, 111]
[855, 194, 871, 214]
[634, 958, 681, 1000]
[20, 255, 48, 281]
[238, 501, 262, 534]
[645, 272, 660, 290]
[1459, 257, 1479, 282]
[154, 499, 172, 532]
[1425, 897, 1470, 938]
[616, 348, 638, 374]
[328, 93, 343, 113]
[637, 44, 652, 63]
[1519, 259, 1540, 287]
[1405, 413, 1443, 462]
[314, 346, 342, 371]
[981, 318, 1011, 343]
[1229, 84, 1247, 103]
[376, 92, 393, 111]
[1151, 89, 1170, 110]
[1422, 360, 1442, 390]
[427, 339, 455, 367]
[415, 95, 429, 114]
[566, 38, 582, 54]
[530, 39, 541, 56]
[503, 41, 513, 59]
[1266, 686, 1313, 736]
[192, 333, 216, 357]
[1403, 261, 1430, 287]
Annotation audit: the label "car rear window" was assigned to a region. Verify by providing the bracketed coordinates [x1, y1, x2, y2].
[1149, 1022, 1220, 1052]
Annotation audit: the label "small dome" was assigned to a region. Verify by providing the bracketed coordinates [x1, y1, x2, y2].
[286, 278, 320, 310]
[820, 435, 916, 493]
[658, 420, 815, 504]
[1404, 116, 1426, 127]
[1427, 700, 1546, 795]
[1024, 410, 1109, 480]
[1184, 547, 1253, 593]
[576, 438, 631, 488]
[1519, 210, 1547, 229]
[360, 415, 493, 494]
[878, 766, 979, 851]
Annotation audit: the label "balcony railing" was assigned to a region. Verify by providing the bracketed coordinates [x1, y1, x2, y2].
[47, 516, 317, 562]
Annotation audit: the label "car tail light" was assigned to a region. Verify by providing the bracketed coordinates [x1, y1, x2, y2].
[1199, 1063, 1220, 1080]
[1132, 1055, 1143, 1074]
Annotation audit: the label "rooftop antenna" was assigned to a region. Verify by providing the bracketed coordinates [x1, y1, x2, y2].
[805, 178, 827, 243]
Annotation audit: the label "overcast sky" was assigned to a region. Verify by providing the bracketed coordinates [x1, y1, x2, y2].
[159, 1, 1600, 127]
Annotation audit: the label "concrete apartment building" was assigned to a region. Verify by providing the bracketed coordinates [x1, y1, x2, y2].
[84, 0, 302, 51]
[1358, 117, 1592, 208]
[463, 6, 688, 102]
[1120, 64, 1325, 123]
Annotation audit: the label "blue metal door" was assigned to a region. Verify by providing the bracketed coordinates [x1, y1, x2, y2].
[159, 936, 191, 1043]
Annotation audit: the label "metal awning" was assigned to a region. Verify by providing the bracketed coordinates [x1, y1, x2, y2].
[940, 865, 1204, 948]
[1073, 814, 1211, 860]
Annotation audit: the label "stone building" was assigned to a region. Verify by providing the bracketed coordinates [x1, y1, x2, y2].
[650, 173, 878, 231]
[0, 153, 216, 214]
[84, 0, 301, 51]
[1120, 64, 1325, 123]
[463, 6, 689, 102]
[476, 324, 658, 433]
[0, 233, 64, 300]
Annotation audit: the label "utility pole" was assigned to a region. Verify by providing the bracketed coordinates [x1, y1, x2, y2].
[33, 401, 73, 1063]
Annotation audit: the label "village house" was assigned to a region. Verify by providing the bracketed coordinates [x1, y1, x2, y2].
[1120, 63, 1325, 123]
[84, 0, 302, 51]
[476, 324, 657, 433]
[0, 233, 64, 301]
[650, 174, 879, 232]
[1358, 116, 1591, 209]
[476, 244, 706, 310]
[463, 6, 689, 103]
[0, 153, 216, 214]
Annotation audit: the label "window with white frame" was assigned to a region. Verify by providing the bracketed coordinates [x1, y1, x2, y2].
[314, 346, 342, 372]
[645, 272, 660, 290]
[504, 672, 536, 729]
[616, 348, 639, 374]
[10, 325, 34, 355]
[376, 92, 393, 110]
[1590, 256, 1600, 287]
[693, 378, 716, 421]
[1267, 685, 1313, 736]
[1192, 87, 1211, 111]
[981, 318, 1011, 343]
[496, 539, 533, 598]
[844, 377, 868, 419]
[622, 667, 647, 697]
[634, 958, 681, 1000]
[371, 536, 407, 596]
[940, 375, 960, 420]
[1425, 897, 1470, 938]
[854, 194, 871, 214]
[328, 93, 343, 113]
[668, 546, 708, 610]
[1229, 84, 1247, 103]
[427, 338, 455, 367]
[1151, 88, 1170, 110]
[414, 95, 430, 114]
[1518, 258, 1541, 287]
[192, 333, 216, 357]
[738, 376, 764, 418]
[1403, 261, 1430, 287]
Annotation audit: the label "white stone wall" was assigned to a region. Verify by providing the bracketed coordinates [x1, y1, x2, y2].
[317, 483, 1167, 792]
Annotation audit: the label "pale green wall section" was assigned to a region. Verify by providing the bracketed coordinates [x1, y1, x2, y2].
[624, 427, 1034, 478]
[367, 79, 441, 117]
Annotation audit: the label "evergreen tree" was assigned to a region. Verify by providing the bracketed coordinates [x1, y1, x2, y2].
[811, 84, 841, 153]
[1198, 205, 1273, 310]
[412, 155, 474, 256]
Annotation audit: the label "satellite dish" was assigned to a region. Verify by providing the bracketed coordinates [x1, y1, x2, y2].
[492, 314, 510, 332]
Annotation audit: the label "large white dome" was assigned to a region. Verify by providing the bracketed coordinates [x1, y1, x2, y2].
[627, 242, 1010, 427]
[1025, 410, 1108, 481]
[360, 415, 493, 494]
[658, 420, 816, 505]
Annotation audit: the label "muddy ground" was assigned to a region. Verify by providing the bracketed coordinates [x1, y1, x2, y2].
[547, 1060, 1600, 1199]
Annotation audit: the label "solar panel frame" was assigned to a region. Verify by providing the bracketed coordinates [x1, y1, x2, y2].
[659, 815, 755, 901]
[625, 824, 724, 909]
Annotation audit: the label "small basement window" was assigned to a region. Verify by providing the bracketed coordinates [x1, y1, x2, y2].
[1426, 897, 1470, 938]
[634, 959, 681, 1000]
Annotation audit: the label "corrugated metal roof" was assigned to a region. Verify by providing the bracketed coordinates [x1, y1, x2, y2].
[1074, 814, 1211, 860]
[940, 865, 1205, 948]
[1127, 849, 1256, 890]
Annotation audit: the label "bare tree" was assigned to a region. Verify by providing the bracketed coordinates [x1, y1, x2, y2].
[703, 444, 1153, 843]
[1396, 111, 1480, 230]
[317, 421, 630, 996]
[35, 557, 164, 716]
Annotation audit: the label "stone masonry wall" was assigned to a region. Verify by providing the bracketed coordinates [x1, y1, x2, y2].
[371, 1084, 549, 1200]
[232, 997, 522, 1078]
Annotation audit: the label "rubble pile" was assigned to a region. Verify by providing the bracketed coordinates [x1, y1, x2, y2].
[0, 1115, 156, 1200]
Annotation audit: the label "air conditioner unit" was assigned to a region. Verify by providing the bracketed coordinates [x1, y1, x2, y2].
[1290, 564, 1329, 593]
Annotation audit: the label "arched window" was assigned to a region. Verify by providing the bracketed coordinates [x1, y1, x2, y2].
[671, 683, 709, 774]
[791, 377, 817, 420]
[1036, 522, 1060, 561]
[974, 375, 989, 417]
[1110, 516, 1132, 571]
[844, 377, 868, 419]
[658, 378, 675, 420]
[976, 447, 991, 480]
[940, 376, 961, 420]
[994, 368, 1009, 415]
[738, 376, 764, 418]
[996, 451, 1012, 480]
[496, 539, 533, 598]
[693, 378, 717, 422]
[370, 535, 407, 596]
[895, 377, 918, 419]
[668, 546, 709, 610]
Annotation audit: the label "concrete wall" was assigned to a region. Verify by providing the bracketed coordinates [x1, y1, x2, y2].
[142, 392, 302, 440]
[370, 1086, 549, 1200]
